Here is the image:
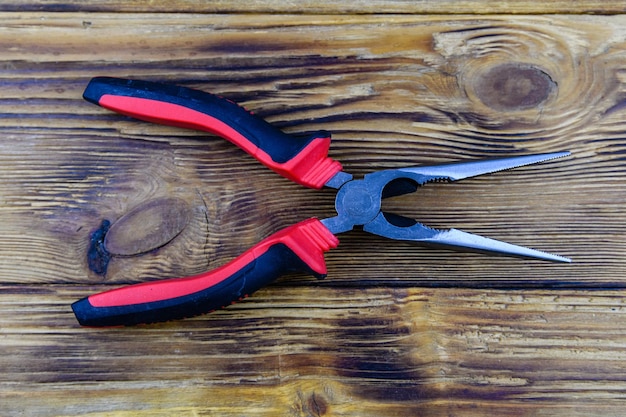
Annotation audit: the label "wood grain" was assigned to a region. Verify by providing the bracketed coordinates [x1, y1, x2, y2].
[2, 1, 626, 14]
[1, 9, 626, 417]
[0, 13, 623, 286]
[3, 286, 626, 416]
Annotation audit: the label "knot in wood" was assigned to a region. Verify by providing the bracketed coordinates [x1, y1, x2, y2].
[306, 393, 328, 417]
[104, 197, 191, 256]
[473, 63, 556, 111]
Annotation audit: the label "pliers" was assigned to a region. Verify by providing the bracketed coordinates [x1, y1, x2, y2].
[72, 77, 570, 327]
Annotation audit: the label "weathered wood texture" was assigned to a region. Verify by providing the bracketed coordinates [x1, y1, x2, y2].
[3, 287, 626, 416]
[2, 1, 626, 14]
[1, 9, 626, 417]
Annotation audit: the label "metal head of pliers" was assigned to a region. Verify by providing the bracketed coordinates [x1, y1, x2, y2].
[321, 153, 571, 263]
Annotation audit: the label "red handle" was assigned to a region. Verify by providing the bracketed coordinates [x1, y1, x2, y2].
[83, 77, 343, 189]
[72, 219, 339, 326]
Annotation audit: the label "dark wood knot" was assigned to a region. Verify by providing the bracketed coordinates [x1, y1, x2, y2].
[105, 197, 191, 256]
[306, 393, 328, 416]
[474, 63, 556, 111]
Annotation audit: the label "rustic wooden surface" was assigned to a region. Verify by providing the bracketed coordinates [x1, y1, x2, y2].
[1, 3, 626, 416]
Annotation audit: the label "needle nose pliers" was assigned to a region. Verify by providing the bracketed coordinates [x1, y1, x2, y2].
[72, 77, 570, 327]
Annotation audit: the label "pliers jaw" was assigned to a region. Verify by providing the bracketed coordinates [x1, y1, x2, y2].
[322, 152, 571, 263]
[363, 214, 571, 263]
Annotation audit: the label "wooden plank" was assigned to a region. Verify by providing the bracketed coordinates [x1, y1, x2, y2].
[1, 11, 626, 417]
[2, 285, 626, 416]
[2, 1, 626, 15]
[0, 13, 623, 286]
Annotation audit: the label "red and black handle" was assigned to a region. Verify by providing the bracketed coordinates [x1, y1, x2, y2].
[83, 77, 342, 189]
[72, 219, 339, 327]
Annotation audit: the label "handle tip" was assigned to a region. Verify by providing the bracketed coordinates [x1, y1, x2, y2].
[71, 297, 98, 327]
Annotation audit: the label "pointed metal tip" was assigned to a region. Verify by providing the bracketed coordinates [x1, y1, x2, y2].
[363, 214, 571, 263]
[552, 254, 573, 263]
[433, 228, 571, 263]
[549, 151, 571, 158]
[400, 151, 571, 182]
[528, 151, 571, 165]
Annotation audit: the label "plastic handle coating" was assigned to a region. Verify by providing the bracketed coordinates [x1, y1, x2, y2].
[83, 77, 342, 189]
[72, 219, 339, 327]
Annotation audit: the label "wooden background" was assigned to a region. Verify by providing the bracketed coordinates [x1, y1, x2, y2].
[2, 1, 626, 416]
